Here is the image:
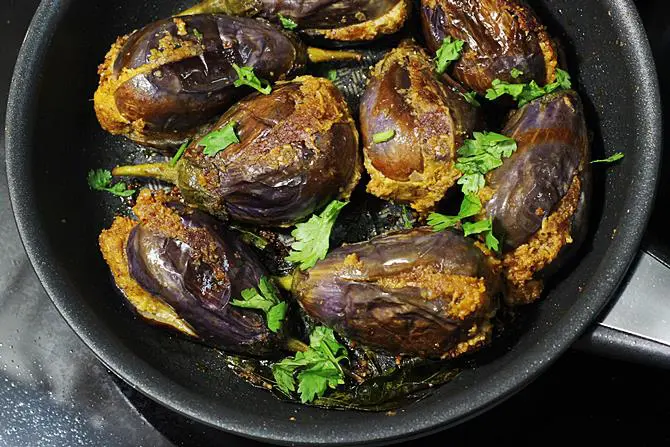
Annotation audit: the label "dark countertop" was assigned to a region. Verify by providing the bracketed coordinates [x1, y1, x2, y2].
[2, 1, 670, 445]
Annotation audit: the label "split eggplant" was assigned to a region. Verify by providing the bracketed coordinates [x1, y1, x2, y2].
[292, 228, 501, 358]
[420, 0, 559, 94]
[360, 42, 478, 213]
[94, 14, 359, 150]
[113, 76, 362, 227]
[181, 0, 412, 42]
[98, 189, 290, 356]
[481, 90, 591, 305]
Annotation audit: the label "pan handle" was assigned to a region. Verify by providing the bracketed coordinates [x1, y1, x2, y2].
[576, 249, 670, 368]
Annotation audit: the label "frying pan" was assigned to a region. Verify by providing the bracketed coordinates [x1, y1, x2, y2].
[4, 0, 662, 445]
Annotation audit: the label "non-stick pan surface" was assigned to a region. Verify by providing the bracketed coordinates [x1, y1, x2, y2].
[5, 0, 661, 445]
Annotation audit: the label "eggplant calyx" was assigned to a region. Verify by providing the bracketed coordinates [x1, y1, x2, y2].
[306, 47, 362, 63]
[112, 163, 178, 184]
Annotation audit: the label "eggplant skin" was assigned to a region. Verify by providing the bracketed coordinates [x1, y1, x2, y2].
[94, 14, 306, 150]
[360, 42, 478, 214]
[176, 75, 362, 226]
[293, 228, 501, 358]
[482, 90, 591, 305]
[99, 189, 285, 356]
[420, 0, 558, 94]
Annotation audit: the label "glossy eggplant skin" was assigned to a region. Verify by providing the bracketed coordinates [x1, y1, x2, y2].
[482, 90, 591, 305]
[175, 75, 361, 226]
[420, 0, 558, 95]
[94, 14, 306, 150]
[293, 228, 501, 358]
[360, 42, 478, 214]
[99, 189, 285, 356]
[183, 0, 411, 42]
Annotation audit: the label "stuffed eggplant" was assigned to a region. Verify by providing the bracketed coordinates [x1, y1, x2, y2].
[94, 14, 358, 150]
[112, 76, 362, 227]
[292, 228, 501, 358]
[181, 0, 412, 42]
[360, 42, 478, 214]
[420, 0, 559, 94]
[480, 90, 590, 305]
[99, 189, 290, 356]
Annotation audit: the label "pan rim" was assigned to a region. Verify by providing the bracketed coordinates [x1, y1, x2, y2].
[4, 0, 662, 445]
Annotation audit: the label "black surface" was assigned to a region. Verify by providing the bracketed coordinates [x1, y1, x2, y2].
[1, 0, 669, 446]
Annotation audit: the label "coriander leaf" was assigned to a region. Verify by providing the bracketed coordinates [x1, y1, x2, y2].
[486, 68, 572, 106]
[286, 200, 348, 270]
[454, 132, 517, 194]
[459, 194, 482, 217]
[278, 14, 298, 30]
[230, 276, 286, 332]
[484, 229, 499, 252]
[372, 129, 395, 144]
[272, 364, 297, 394]
[428, 194, 482, 232]
[485, 79, 525, 101]
[511, 68, 523, 79]
[462, 218, 493, 237]
[170, 140, 189, 166]
[427, 213, 461, 232]
[435, 36, 464, 74]
[232, 63, 272, 94]
[326, 69, 338, 81]
[297, 362, 344, 403]
[462, 91, 480, 107]
[87, 169, 136, 197]
[198, 122, 239, 157]
[516, 80, 549, 107]
[457, 173, 485, 195]
[591, 152, 624, 164]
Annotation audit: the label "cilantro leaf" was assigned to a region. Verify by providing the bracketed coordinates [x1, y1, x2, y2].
[462, 91, 481, 107]
[484, 228, 500, 252]
[170, 140, 189, 166]
[286, 200, 348, 270]
[591, 152, 624, 164]
[435, 36, 464, 74]
[457, 173, 485, 195]
[271, 326, 348, 402]
[230, 276, 286, 332]
[454, 132, 517, 195]
[511, 68, 523, 79]
[326, 69, 338, 81]
[428, 194, 482, 232]
[198, 122, 239, 157]
[87, 169, 136, 197]
[485, 68, 572, 106]
[278, 14, 298, 30]
[232, 64, 272, 94]
[372, 129, 395, 144]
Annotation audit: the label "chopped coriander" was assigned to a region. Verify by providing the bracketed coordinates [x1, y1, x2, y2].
[372, 129, 395, 144]
[435, 36, 464, 74]
[232, 64, 272, 94]
[278, 14, 298, 30]
[510, 68, 523, 79]
[428, 194, 482, 232]
[170, 140, 189, 166]
[286, 200, 348, 270]
[230, 276, 286, 332]
[87, 169, 136, 197]
[454, 132, 517, 194]
[462, 91, 481, 107]
[192, 28, 203, 41]
[591, 152, 624, 164]
[462, 218, 499, 251]
[198, 122, 239, 157]
[272, 326, 348, 403]
[485, 68, 572, 107]
[326, 69, 338, 81]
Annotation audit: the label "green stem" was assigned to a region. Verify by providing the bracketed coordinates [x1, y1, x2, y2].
[286, 338, 309, 353]
[307, 47, 361, 64]
[112, 163, 178, 184]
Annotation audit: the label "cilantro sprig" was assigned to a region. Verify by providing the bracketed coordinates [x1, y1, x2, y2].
[278, 14, 298, 30]
[591, 152, 624, 164]
[231, 276, 287, 333]
[272, 326, 348, 403]
[286, 200, 347, 270]
[485, 68, 572, 107]
[435, 36, 464, 74]
[87, 169, 136, 197]
[461, 91, 480, 107]
[232, 64, 272, 94]
[428, 194, 482, 232]
[198, 122, 239, 157]
[455, 132, 517, 195]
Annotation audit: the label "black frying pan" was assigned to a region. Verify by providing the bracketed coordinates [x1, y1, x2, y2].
[4, 0, 662, 445]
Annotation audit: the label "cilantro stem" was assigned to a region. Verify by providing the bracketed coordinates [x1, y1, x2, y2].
[112, 163, 178, 184]
[306, 47, 361, 63]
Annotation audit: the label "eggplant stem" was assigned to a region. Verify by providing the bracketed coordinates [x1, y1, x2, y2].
[307, 47, 362, 63]
[273, 275, 294, 292]
[286, 338, 309, 353]
[112, 163, 178, 184]
[178, 0, 230, 15]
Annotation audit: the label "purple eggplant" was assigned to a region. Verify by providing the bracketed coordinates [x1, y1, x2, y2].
[482, 90, 591, 305]
[359, 42, 478, 214]
[420, 0, 559, 94]
[181, 0, 412, 42]
[292, 228, 501, 358]
[94, 14, 359, 150]
[112, 76, 362, 227]
[99, 189, 287, 356]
